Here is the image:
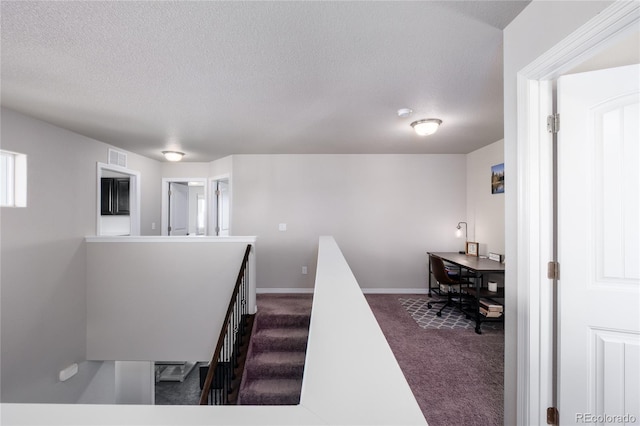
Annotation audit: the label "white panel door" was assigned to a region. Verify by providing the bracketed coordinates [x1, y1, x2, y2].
[217, 180, 230, 236]
[169, 182, 189, 236]
[558, 64, 640, 425]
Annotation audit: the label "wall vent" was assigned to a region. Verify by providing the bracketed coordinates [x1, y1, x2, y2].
[108, 149, 127, 168]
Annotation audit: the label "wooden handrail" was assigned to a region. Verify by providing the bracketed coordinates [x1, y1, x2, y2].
[199, 244, 252, 405]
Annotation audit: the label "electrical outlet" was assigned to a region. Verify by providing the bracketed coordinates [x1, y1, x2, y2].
[278, 223, 287, 231]
[151, 222, 156, 230]
[302, 266, 308, 275]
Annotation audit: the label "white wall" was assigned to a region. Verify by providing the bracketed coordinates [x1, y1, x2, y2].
[503, 1, 613, 424]
[86, 237, 256, 361]
[76, 362, 116, 404]
[231, 154, 466, 291]
[466, 139, 504, 256]
[161, 162, 211, 178]
[1, 237, 426, 426]
[0, 108, 162, 403]
[210, 155, 233, 178]
[114, 362, 154, 405]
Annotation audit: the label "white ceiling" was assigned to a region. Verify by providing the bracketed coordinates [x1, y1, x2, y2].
[1, 1, 530, 162]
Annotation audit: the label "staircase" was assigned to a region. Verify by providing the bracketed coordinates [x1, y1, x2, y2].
[237, 294, 312, 405]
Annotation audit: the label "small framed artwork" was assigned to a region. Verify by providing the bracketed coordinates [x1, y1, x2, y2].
[491, 163, 504, 194]
[466, 242, 479, 257]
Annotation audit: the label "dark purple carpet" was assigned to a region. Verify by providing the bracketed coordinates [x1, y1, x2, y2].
[366, 294, 504, 426]
[237, 294, 312, 405]
[238, 293, 503, 425]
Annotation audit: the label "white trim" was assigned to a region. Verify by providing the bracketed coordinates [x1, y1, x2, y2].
[96, 162, 141, 236]
[515, 2, 639, 424]
[256, 287, 314, 294]
[256, 287, 429, 295]
[161, 177, 208, 236]
[361, 288, 429, 295]
[85, 235, 256, 243]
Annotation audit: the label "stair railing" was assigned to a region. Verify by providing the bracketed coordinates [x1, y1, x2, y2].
[199, 244, 253, 405]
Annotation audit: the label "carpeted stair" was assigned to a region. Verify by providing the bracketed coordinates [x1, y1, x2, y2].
[237, 294, 312, 405]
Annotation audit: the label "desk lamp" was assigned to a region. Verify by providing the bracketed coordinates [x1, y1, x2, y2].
[456, 222, 467, 254]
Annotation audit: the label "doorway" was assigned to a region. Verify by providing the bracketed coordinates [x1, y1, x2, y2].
[161, 178, 207, 236]
[515, 3, 639, 423]
[96, 162, 140, 236]
[210, 177, 230, 236]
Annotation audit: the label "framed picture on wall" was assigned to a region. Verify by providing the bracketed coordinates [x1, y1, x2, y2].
[491, 163, 504, 194]
[466, 242, 479, 256]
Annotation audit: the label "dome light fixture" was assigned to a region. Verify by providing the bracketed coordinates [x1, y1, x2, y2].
[410, 118, 442, 136]
[162, 151, 185, 162]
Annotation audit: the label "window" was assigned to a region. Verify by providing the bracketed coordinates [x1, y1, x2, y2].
[0, 150, 27, 207]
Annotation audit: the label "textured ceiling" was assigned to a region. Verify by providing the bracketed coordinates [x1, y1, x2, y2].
[1, 1, 530, 162]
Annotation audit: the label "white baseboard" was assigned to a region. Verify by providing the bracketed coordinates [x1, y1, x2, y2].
[256, 287, 428, 295]
[361, 288, 429, 295]
[256, 287, 314, 294]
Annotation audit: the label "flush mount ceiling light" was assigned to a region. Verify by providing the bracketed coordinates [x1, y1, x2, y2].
[410, 118, 442, 136]
[162, 151, 185, 162]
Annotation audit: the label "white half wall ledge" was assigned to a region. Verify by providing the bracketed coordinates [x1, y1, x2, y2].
[2, 236, 426, 425]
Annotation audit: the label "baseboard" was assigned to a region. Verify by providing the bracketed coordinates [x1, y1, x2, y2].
[256, 287, 428, 295]
[256, 287, 314, 294]
[361, 288, 429, 295]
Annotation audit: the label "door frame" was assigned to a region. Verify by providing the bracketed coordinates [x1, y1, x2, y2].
[96, 162, 141, 236]
[515, 2, 639, 424]
[161, 178, 208, 236]
[209, 174, 231, 236]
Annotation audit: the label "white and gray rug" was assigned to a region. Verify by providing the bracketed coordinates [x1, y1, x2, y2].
[399, 297, 502, 330]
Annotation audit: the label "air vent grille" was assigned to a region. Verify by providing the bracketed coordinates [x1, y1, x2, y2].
[108, 149, 127, 168]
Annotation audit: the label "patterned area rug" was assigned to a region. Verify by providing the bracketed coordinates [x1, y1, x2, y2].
[399, 297, 502, 330]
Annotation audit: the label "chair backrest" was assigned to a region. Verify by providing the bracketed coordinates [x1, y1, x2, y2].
[430, 255, 455, 285]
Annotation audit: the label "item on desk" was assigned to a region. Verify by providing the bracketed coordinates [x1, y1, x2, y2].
[488, 281, 498, 292]
[488, 252, 503, 262]
[466, 241, 479, 257]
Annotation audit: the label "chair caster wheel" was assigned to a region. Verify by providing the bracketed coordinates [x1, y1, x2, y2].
[427, 303, 432, 309]
[436, 312, 442, 317]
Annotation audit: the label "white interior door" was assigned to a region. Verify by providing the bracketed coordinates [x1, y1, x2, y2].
[217, 180, 230, 236]
[169, 182, 189, 236]
[558, 64, 639, 424]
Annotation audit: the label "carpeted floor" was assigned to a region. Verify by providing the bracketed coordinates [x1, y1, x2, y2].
[366, 294, 504, 426]
[237, 293, 312, 405]
[154, 293, 504, 426]
[400, 297, 503, 331]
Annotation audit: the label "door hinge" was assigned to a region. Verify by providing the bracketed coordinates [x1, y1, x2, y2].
[547, 113, 560, 134]
[547, 261, 560, 280]
[168, 226, 172, 233]
[168, 190, 172, 196]
[547, 407, 559, 425]
[215, 189, 221, 196]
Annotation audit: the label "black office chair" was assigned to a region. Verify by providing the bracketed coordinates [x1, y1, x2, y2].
[427, 255, 471, 317]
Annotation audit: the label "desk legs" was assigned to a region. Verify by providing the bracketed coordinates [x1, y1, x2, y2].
[472, 273, 486, 335]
